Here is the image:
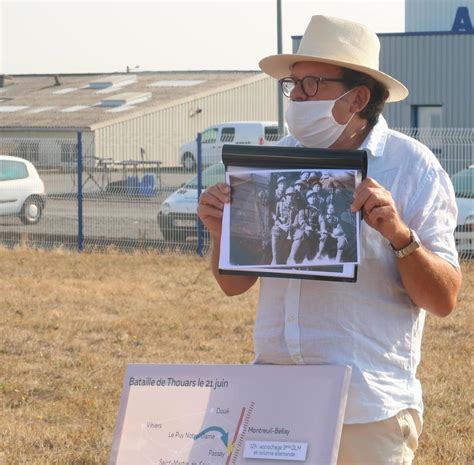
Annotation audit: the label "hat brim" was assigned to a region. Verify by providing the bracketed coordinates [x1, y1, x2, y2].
[259, 54, 408, 103]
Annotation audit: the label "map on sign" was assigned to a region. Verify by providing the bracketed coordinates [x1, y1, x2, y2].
[109, 364, 351, 465]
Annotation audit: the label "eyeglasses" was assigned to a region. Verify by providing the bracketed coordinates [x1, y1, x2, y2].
[279, 76, 346, 98]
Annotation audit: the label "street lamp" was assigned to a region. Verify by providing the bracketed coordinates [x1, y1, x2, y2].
[126, 65, 140, 73]
[277, 0, 284, 136]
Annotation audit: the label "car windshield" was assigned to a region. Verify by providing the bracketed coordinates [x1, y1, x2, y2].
[185, 164, 225, 189]
[452, 167, 474, 198]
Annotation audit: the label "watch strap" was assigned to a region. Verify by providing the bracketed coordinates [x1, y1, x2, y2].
[390, 229, 421, 258]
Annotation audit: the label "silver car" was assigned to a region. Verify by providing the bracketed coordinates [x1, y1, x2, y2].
[158, 163, 224, 242]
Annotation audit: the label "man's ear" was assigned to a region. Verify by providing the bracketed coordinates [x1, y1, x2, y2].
[350, 86, 371, 113]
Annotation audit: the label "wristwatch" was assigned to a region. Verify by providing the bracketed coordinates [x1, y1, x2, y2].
[390, 229, 421, 258]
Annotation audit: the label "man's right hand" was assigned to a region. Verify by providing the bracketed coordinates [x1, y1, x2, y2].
[197, 183, 231, 240]
[198, 182, 258, 296]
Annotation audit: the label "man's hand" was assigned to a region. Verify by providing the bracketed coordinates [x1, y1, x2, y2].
[197, 183, 231, 240]
[351, 177, 460, 316]
[198, 183, 258, 296]
[351, 177, 411, 250]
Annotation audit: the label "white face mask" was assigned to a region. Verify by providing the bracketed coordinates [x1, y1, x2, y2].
[285, 89, 355, 148]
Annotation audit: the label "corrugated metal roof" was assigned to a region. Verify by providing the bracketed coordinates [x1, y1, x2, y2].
[99, 92, 152, 107]
[0, 71, 261, 129]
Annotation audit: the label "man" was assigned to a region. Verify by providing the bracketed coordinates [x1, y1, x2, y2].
[304, 190, 322, 261]
[299, 171, 311, 186]
[256, 190, 272, 263]
[197, 15, 461, 465]
[324, 182, 336, 208]
[271, 186, 299, 265]
[274, 175, 287, 201]
[293, 178, 308, 210]
[333, 184, 352, 216]
[311, 181, 327, 215]
[317, 203, 348, 262]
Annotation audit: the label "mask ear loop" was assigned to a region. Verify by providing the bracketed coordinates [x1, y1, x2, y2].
[334, 87, 357, 126]
[335, 88, 355, 102]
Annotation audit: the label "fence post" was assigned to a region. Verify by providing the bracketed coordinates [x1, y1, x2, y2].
[196, 132, 204, 256]
[77, 131, 84, 252]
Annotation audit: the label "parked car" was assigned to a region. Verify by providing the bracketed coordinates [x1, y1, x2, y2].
[158, 163, 224, 242]
[178, 121, 287, 170]
[452, 165, 474, 255]
[0, 155, 46, 225]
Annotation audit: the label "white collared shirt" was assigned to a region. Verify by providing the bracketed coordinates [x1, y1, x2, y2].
[253, 116, 459, 424]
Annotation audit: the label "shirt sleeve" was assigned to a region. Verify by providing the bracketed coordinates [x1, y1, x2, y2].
[403, 165, 460, 268]
[276, 135, 300, 147]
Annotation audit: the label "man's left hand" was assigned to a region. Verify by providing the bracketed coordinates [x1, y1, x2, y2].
[351, 177, 411, 250]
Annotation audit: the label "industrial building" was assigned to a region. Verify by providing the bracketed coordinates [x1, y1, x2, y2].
[1, 0, 472, 170]
[0, 72, 277, 168]
[292, 0, 474, 130]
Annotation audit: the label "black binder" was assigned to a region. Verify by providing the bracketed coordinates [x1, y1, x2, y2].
[218, 144, 368, 283]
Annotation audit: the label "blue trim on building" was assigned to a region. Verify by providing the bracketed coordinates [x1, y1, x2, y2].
[291, 31, 474, 40]
[378, 31, 474, 37]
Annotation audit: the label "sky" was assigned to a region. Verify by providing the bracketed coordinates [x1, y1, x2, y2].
[1, 0, 405, 74]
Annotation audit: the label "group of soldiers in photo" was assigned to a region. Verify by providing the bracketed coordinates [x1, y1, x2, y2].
[260, 171, 356, 266]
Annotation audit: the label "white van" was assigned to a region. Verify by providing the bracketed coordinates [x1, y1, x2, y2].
[178, 121, 287, 170]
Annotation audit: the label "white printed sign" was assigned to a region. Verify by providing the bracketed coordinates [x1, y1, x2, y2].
[109, 364, 351, 465]
[243, 441, 308, 461]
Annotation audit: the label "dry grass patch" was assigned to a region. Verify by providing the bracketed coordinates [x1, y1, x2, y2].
[0, 248, 472, 464]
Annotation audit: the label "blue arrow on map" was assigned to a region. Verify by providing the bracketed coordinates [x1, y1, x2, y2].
[194, 426, 229, 447]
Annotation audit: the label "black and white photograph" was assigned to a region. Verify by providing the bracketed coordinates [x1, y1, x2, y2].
[221, 168, 361, 269]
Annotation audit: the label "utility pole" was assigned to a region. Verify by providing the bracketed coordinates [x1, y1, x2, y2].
[277, 0, 284, 136]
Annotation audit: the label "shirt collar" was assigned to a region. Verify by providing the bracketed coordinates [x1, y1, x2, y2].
[359, 114, 389, 158]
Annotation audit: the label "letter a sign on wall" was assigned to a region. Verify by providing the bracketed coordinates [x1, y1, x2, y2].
[452, 6, 474, 32]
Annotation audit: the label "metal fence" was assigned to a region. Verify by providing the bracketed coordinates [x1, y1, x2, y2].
[0, 127, 472, 260]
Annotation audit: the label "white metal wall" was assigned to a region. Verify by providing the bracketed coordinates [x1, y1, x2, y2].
[94, 75, 279, 167]
[0, 129, 86, 168]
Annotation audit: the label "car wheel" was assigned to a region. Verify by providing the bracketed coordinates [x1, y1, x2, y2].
[20, 196, 43, 225]
[182, 153, 196, 171]
[158, 214, 186, 243]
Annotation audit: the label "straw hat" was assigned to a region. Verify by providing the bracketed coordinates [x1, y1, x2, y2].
[259, 15, 408, 102]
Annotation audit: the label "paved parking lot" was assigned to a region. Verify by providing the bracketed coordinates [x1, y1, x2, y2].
[0, 169, 202, 250]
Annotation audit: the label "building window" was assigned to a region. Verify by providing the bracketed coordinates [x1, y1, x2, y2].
[413, 105, 442, 128]
[61, 142, 77, 163]
[11, 140, 39, 163]
[220, 128, 235, 143]
[202, 128, 218, 144]
[412, 106, 443, 156]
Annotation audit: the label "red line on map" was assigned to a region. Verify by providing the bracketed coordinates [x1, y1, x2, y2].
[226, 407, 246, 465]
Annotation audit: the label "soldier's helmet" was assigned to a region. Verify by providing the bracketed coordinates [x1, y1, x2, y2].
[276, 176, 286, 185]
[294, 179, 305, 188]
[285, 186, 296, 196]
[306, 191, 317, 200]
[300, 171, 310, 180]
